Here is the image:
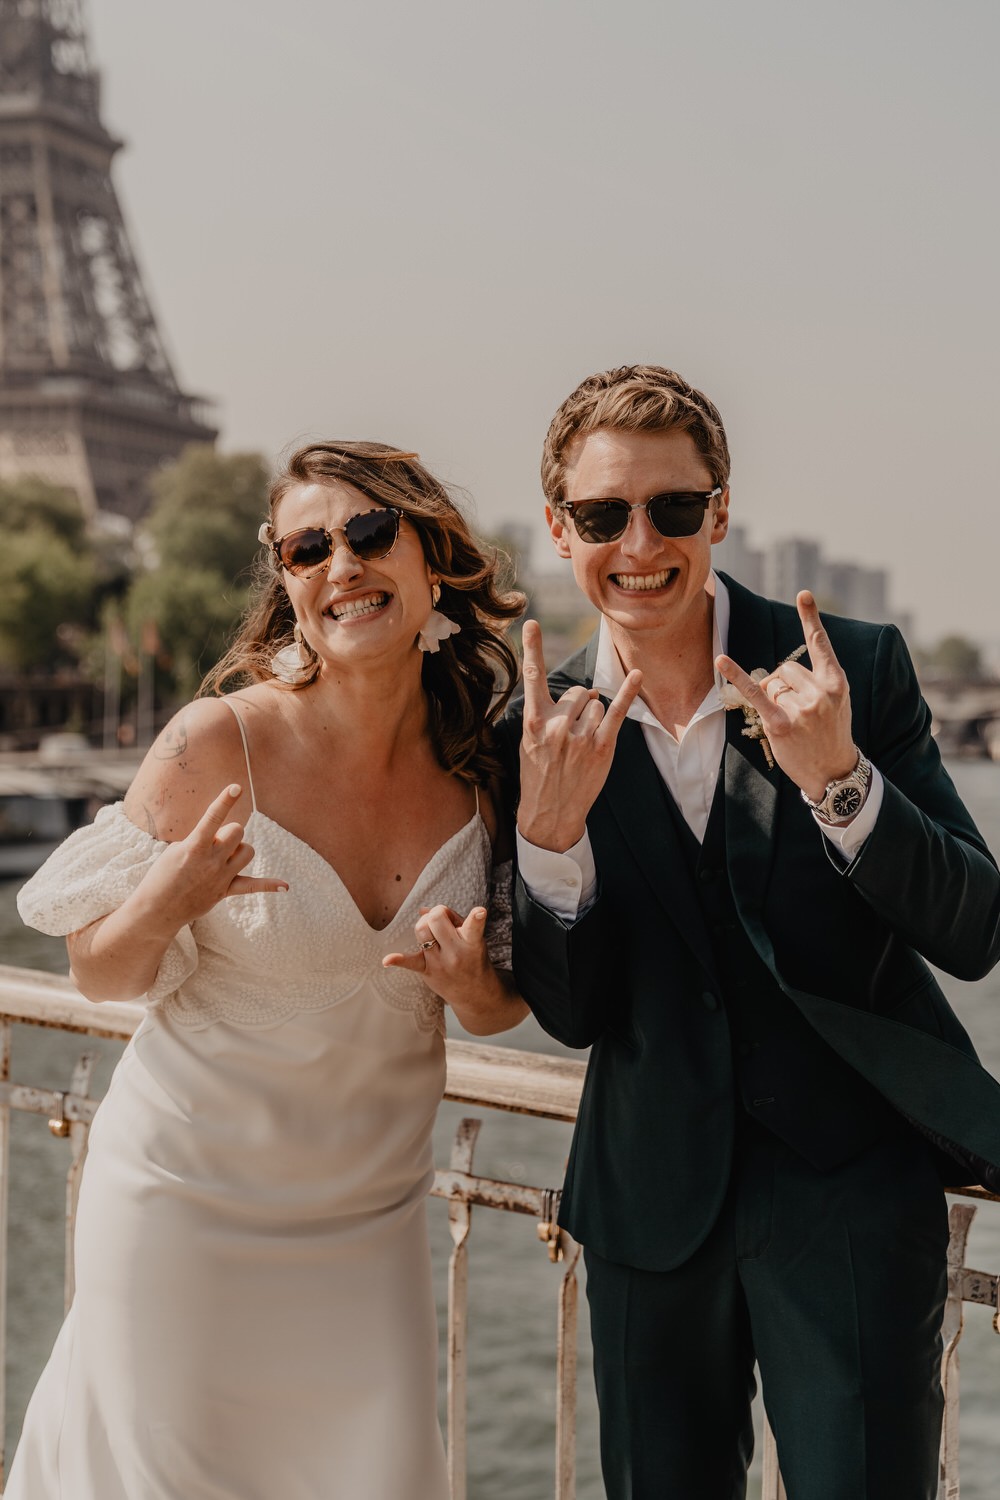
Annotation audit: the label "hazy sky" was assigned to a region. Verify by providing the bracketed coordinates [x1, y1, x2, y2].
[86, 0, 998, 645]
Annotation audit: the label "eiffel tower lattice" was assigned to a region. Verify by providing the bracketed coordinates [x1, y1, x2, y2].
[0, 0, 217, 520]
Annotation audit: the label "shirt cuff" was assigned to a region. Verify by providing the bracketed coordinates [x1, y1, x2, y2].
[814, 766, 884, 863]
[515, 829, 598, 923]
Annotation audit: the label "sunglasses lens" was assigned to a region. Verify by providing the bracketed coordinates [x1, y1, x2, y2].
[647, 494, 709, 538]
[570, 501, 630, 544]
[277, 529, 332, 575]
[343, 508, 401, 560]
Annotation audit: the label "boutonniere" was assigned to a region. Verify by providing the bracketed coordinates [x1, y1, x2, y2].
[719, 644, 807, 769]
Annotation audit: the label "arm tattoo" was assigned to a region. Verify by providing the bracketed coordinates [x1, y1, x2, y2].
[154, 720, 189, 761]
[141, 803, 159, 838]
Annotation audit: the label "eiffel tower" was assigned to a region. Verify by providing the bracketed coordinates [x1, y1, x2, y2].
[0, 0, 216, 522]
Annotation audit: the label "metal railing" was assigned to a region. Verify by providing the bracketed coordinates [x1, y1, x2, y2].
[0, 963, 996, 1500]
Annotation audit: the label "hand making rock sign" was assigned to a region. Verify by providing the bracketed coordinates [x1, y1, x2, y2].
[516, 617, 644, 853]
[66, 782, 288, 1003]
[715, 589, 861, 804]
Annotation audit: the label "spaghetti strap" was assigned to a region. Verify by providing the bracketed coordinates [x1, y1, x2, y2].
[220, 698, 258, 814]
[474, 785, 480, 816]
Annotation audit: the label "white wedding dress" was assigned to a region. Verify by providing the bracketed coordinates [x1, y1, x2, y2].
[10, 715, 509, 1500]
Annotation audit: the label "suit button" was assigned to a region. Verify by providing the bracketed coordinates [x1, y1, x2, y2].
[701, 991, 719, 1011]
[737, 1041, 755, 1058]
[698, 868, 717, 883]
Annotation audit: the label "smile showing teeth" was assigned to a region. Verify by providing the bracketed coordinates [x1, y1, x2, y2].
[327, 592, 389, 621]
[611, 569, 675, 592]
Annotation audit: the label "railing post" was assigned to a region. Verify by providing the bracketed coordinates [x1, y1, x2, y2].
[446, 1117, 481, 1500]
[554, 1231, 581, 1500]
[0, 1019, 10, 1490]
[761, 1416, 787, 1500]
[61, 1051, 97, 1312]
[939, 1202, 976, 1500]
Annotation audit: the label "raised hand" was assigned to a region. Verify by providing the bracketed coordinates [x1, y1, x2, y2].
[67, 785, 289, 1005]
[135, 785, 288, 934]
[383, 903, 528, 1034]
[383, 904, 489, 995]
[715, 591, 858, 801]
[516, 619, 642, 852]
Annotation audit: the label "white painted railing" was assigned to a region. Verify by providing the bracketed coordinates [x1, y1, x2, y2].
[0, 963, 996, 1499]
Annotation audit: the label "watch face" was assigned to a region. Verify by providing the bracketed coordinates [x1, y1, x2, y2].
[831, 785, 863, 818]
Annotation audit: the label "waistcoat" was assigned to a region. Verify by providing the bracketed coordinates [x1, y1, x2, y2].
[662, 778, 900, 1171]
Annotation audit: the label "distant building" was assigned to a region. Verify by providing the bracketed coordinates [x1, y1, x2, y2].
[819, 561, 889, 622]
[764, 538, 823, 604]
[714, 524, 764, 593]
[0, 0, 217, 521]
[716, 524, 913, 645]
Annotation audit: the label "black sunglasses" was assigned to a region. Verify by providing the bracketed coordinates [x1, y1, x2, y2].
[269, 506, 403, 577]
[561, 488, 723, 545]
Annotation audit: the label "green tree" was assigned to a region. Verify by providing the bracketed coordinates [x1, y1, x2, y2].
[0, 475, 89, 550]
[0, 530, 97, 670]
[143, 446, 269, 582]
[123, 447, 270, 701]
[127, 565, 250, 700]
[927, 635, 983, 681]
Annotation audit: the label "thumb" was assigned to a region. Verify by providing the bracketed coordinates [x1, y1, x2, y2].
[458, 906, 488, 943]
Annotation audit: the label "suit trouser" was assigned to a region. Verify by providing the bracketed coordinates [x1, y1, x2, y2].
[584, 1119, 949, 1500]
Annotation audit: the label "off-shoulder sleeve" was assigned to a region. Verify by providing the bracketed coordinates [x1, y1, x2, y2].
[484, 859, 512, 971]
[16, 803, 198, 1002]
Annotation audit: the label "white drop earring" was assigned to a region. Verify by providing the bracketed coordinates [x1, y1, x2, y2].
[269, 623, 314, 683]
[417, 582, 461, 654]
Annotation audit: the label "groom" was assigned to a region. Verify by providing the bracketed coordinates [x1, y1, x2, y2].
[504, 365, 1000, 1499]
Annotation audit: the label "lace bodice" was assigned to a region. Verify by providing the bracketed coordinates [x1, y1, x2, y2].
[17, 803, 512, 1032]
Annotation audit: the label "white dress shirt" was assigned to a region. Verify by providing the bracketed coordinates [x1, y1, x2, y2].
[516, 574, 884, 921]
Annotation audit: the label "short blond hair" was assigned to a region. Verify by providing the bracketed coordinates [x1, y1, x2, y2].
[542, 365, 730, 508]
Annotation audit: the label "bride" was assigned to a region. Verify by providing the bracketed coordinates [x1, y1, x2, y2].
[11, 441, 527, 1500]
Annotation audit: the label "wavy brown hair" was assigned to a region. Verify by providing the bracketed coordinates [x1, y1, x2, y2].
[202, 441, 524, 784]
[542, 365, 731, 510]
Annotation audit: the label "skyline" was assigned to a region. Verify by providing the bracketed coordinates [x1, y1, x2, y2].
[84, 0, 998, 644]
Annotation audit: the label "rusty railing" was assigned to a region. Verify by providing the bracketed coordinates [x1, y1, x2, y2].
[0, 963, 996, 1500]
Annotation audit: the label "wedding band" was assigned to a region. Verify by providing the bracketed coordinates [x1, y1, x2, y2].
[418, 939, 439, 951]
[771, 683, 793, 700]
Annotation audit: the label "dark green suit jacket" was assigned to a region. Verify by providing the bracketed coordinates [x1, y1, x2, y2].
[504, 576, 1000, 1272]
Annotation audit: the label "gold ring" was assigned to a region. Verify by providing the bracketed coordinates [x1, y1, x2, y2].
[772, 683, 793, 700]
[418, 939, 439, 951]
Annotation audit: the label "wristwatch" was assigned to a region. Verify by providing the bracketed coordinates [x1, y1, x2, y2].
[800, 749, 873, 824]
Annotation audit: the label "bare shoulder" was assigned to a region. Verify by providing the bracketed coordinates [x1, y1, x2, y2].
[123, 696, 256, 842]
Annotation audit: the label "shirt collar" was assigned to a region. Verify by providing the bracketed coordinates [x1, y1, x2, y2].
[593, 573, 732, 733]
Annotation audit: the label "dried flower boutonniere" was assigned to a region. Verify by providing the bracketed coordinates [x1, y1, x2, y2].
[719, 644, 808, 769]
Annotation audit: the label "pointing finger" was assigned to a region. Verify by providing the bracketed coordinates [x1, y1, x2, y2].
[227, 875, 289, 897]
[715, 655, 765, 707]
[520, 619, 554, 716]
[381, 951, 427, 972]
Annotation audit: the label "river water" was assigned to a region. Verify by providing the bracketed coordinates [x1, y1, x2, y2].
[1, 760, 998, 1498]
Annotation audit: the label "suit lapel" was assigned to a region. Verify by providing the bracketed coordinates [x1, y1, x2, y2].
[721, 577, 782, 944]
